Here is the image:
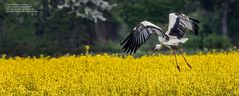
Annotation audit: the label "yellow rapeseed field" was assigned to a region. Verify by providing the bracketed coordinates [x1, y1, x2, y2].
[0, 52, 239, 95]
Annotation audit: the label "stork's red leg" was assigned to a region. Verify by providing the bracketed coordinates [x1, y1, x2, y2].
[177, 47, 192, 69]
[172, 50, 180, 71]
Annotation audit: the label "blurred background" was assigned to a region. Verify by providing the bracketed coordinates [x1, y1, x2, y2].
[0, 0, 238, 56]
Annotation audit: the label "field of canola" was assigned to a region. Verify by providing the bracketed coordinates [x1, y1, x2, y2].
[0, 52, 239, 95]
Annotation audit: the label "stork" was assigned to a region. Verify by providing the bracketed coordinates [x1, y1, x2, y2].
[120, 13, 199, 71]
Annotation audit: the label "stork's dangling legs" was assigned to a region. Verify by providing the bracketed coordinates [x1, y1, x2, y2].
[177, 47, 192, 69]
[172, 50, 180, 71]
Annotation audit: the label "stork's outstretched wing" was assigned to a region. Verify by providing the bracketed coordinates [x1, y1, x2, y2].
[166, 13, 199, 39]
[121, 21, 168, 54]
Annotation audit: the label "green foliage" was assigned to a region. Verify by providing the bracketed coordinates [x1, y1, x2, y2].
[118, 0, 190, 27]
[92, 40, 121, 53]
[183, 36, 201, 49]
[203, 33, 232, 49]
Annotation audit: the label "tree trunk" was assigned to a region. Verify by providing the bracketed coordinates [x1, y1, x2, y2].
[94, 21, 107, 45]
[43, 0, 50, 20]
[0, 16, 4, 47]
[70, 18, 76, 51]
[94, 20, 119, 45]
[0, 16, 3, 36]
[34, 11, 44, 36]
[221, 0, 229, 37]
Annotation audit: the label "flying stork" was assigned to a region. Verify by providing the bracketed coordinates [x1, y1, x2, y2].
[120, 13, 199, 71]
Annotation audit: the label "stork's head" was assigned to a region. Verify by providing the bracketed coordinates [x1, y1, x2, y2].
[153, 44, 163, 53]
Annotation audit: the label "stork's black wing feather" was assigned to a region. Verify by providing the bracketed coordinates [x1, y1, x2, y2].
[169, 17, 185, 38]
[121, 21, 168, 54]
[167, 13, 200, 39]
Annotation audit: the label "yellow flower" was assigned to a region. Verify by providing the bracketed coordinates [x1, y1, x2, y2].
[84, 45, 90, 54]
[85, 45, 90, 51]
[0, 51, 238, 95]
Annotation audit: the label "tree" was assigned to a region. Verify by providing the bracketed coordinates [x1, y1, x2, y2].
[199, 0, 236, 37]
[52, 0, 117, 22]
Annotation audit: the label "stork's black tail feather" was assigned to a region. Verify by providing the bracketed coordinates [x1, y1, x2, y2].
[189, 18, 199, 35]
[190, 18, 200, 23]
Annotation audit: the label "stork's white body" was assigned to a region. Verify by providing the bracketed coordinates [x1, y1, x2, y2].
[161, 37, 188, 46]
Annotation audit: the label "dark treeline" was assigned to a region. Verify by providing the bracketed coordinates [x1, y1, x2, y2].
[0, 0, 239, 56]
